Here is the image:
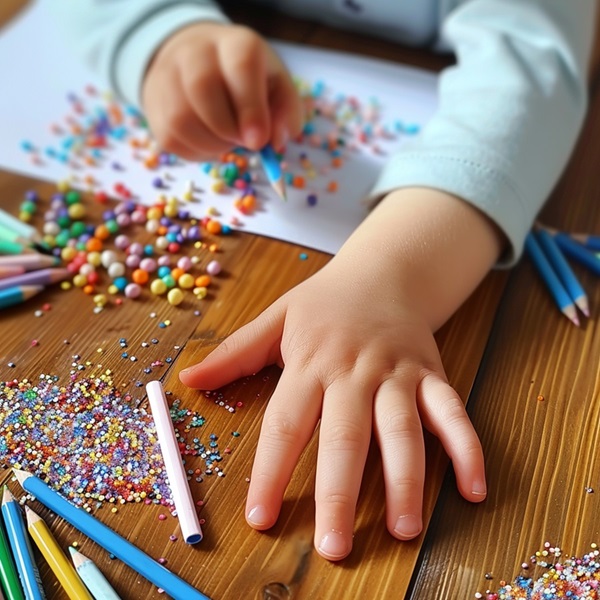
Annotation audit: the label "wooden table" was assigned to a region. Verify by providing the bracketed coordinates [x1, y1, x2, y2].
[1, 2, 600, 599]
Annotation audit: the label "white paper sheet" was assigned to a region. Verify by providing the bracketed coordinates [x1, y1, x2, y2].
[0, 1, 438, 254]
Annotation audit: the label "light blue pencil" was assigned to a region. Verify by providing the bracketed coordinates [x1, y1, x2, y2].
[68, 547, 122, 600]
[13, 470, 211, 600]
[1, 489, 45, 600]
[535, 229, 589, 317]
[259, 144, 286, 200]
[554, 232, 600, 276]
[0, 209, 40, 243]
[525, 232, 579, 326]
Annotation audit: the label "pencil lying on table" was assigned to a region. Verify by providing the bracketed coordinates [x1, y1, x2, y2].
[13, 470, 211, 600]
[0, 209, 41, 244]
[0, 254, 60, 271]
[68, 547, 122, 600]
[0, 285, 44, 310]
[535, 228, 589, 317]
[25, 507, 93, 600]
[1, 488, 45, 600]
[524, 232, 579, 326]
[0, 507, 24, 600]
[0, 268, 69, 292]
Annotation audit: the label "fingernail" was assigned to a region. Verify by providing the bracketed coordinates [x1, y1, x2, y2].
[393, 515, 422, 539]
[247, 505, 270, 527]
[277, 128, 289, 152]
[318, 530, 350, 560]
[472, 480, 487, 496]
[243, 126, 263, 150]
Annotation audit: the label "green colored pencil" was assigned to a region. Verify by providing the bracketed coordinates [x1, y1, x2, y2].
[0, 514, 25, 600]
[0, 240, 34, 256]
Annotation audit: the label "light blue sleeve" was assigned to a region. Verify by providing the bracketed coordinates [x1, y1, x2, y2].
[48, 1, 230, 108]
[371, 0, 596, 266]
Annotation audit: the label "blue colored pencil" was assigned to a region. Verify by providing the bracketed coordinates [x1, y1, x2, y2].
[525, 233, 579, 326]
[1, 489, 46, 600]
[570, 232, 600, 251]
[259, 144, 286, 200]
[554, 232, 600, 276]
[0, 286, 44, 310]
[68, 547, 122, 600]
[12, 471, 211, 600]
[535, 229, 589, 317]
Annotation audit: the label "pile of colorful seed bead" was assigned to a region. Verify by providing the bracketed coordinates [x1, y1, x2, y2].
[0, 367, 230, 512]
[476, 543, 600, 599]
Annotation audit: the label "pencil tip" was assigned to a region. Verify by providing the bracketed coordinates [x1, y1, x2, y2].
[2, 486, 14, 503]
[12, 468, 31, 486]
[576, 297, 590, 318]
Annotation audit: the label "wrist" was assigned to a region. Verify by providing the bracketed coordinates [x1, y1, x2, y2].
[337, 187, 505, 330]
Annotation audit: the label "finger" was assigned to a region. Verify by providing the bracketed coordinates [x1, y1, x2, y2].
[219, 28, 270, 150]
[145, 69, 231, 160]
[182, 52, 241, 146]
[267, 55, 304, 151]
[373, 378, 425, 540]
[314, 378, 373, 561]
[417, 372, 486, 502]
[179, 302, 285, 389]
[246, 370, 322, 529]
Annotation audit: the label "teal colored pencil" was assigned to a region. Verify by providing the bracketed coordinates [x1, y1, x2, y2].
[535, 229, 589, 317]
[68, 547, 122, 600]
[259, 144, 286, 200]
[525, 232, 579, 326]
[1, 489, 45, 600]
[0, 286, 44, 310]
[0, 210, 39, 243]
[13, 471, 211, 600]
[0, 512, 25, 600]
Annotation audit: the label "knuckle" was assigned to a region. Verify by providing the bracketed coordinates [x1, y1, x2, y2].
[317, 490, 355, 508]
[379, 409, 421, 441]
[261, 411, 302, 446]
[321, 420, 365, 452]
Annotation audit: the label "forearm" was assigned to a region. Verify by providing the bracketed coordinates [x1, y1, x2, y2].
[336, 187, 504, 331]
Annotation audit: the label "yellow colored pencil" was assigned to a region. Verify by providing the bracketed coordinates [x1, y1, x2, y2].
[24, 507, 93, 600]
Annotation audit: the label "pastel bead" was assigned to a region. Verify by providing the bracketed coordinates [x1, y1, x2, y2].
[206, 260, 222, 276]
[125, 283, 142, 298]
[178, 274, 195, 289]
[150, 279, 168, 295]
[167, 288, 184, 305]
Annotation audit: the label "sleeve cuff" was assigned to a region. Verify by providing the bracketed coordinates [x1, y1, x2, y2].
[368, 151, 531, 268]
[114, 4, 230, 107]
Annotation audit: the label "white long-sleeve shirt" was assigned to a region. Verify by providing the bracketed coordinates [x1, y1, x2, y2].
[51, 0, 596, 265]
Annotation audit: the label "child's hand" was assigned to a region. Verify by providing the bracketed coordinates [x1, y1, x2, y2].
[142, 22, 303, 160]
[180, 188, 500, 561]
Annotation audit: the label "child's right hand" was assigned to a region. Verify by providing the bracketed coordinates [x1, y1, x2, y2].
[142, 22, 304, 160]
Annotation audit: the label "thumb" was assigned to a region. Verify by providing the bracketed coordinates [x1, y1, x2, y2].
[179, 303, 285, 390]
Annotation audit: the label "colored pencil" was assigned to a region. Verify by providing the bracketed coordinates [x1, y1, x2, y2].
[535, 229, 589, 317]
[0, 255, 60, 271]
[0, 267, 26, 280]
[68, 547, 122, 600]
[146, 381, 203, 544]
[259, 144, 286, 200]
[569, 232, 600, 251]
[554, 232, 600, 276]
[0, 240, 34, 256]
[1, 489, 45, 600]
[24, 507, 93, 600]
[0, 210, 40, 243]
[524, 233, 579, 326]
[13, 471, 211, 600]
[0, 269, 69, 292]
[0, 511, 25, 600]
[0, 255, 59, 271]
[0, 286, 44, 310]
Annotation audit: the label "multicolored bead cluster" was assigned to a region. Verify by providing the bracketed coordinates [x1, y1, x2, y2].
[0, 364, 233, 513]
